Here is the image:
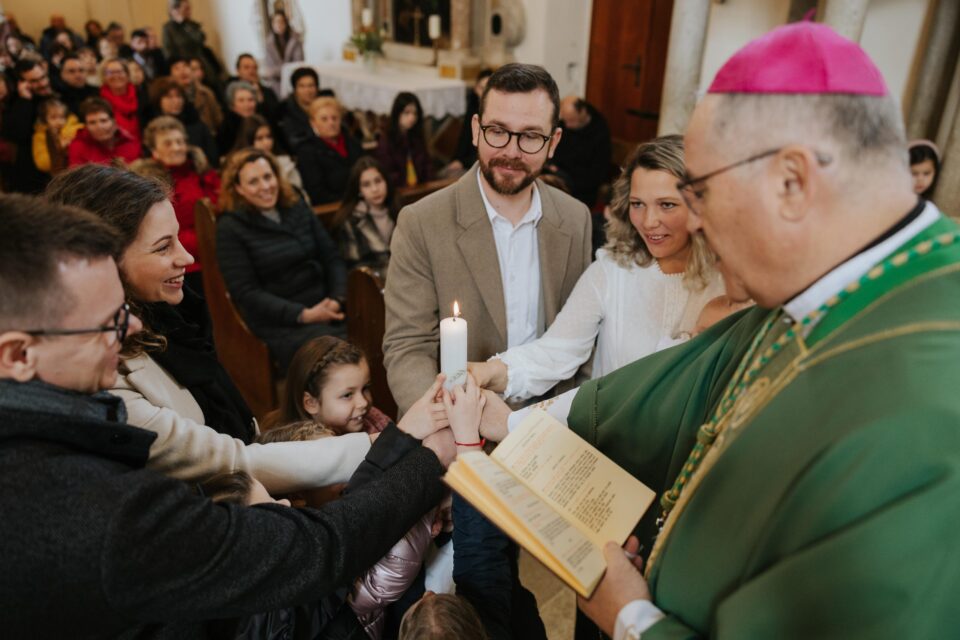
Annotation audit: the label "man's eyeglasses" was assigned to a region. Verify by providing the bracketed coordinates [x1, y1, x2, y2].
[677, 147, 832, 216]
[24, 303, 131, 345]
[479, 124, 552, 154]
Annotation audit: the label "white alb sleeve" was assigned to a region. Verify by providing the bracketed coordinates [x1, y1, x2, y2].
[614, 600, 665, 639]
[506, 386, 579, 432]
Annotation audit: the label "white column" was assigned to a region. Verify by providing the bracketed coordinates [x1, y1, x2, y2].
[822, 0, 871, 42]
[657, 0, 711, 136]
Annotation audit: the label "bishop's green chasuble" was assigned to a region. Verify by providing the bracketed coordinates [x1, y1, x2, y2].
[568, 214, 960, 638]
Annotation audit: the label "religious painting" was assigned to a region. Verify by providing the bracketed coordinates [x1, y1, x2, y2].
[393, 0, 451, 46]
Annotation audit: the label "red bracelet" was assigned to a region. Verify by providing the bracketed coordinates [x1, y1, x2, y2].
[455, 437, 486, 447]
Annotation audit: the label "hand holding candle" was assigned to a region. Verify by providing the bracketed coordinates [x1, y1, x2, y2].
[440, 301, 468, 390]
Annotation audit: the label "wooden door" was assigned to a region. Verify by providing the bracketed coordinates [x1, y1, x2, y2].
[586, 0, 674, 146]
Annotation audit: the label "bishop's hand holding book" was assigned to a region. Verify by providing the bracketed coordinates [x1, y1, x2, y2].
[441, 375, 656, 597]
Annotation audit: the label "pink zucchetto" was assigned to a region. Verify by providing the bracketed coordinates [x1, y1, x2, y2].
[708, 22, 888, 96]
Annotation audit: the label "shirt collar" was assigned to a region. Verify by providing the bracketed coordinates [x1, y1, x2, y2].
[783, 200, 941, 332]
[477, 169, 543, 228]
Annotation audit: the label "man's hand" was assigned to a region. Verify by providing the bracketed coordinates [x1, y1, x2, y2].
[422, 427, 456, 468]
[577, 537, 651, 636]
[398, 374, 448, 440]
[478, 389, 510, 442]
[300, 298, 345, 324]
[467, 359, 508, 393]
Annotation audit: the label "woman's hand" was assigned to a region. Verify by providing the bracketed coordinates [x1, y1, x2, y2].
[300, 298, 345, 324]
[398, 374, 448, 440]
[467, 359, 508, 393]
[442, 374, 486, 451]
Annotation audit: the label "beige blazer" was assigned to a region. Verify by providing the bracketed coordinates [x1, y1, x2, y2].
[384, 165, 592, 414]
[110, 354, 370, 494]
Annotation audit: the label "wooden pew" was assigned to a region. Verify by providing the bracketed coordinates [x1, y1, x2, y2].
[313, 201, 340, 231]
[346, 267, 398, 421]
[396, 177, 457, 208]
[194, 199, 278, 421]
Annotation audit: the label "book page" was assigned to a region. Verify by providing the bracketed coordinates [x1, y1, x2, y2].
[445, 451, 607, 596]
[491, 409, 656, 548]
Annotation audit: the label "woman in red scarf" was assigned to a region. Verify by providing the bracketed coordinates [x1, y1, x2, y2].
[99, 57, 143, 141]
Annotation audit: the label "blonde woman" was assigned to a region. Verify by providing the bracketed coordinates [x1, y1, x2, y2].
[295, 95, 363, 204]
[471, 135, 724, 401]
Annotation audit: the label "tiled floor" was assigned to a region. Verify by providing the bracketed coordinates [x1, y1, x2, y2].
[519, 550, 576, 639]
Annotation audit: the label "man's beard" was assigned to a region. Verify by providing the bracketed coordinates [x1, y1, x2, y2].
[479, 156, 542, 196]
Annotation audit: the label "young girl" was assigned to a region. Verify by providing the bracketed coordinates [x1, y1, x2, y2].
[333, 156, 398, 271]
[266, 336, 392, 435]
[908, 139, 940, 201]
[376, 91, 432, 189]
[32, 98, 83, 176]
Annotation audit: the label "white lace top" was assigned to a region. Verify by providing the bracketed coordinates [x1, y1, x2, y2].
[497, 249, 724, 401]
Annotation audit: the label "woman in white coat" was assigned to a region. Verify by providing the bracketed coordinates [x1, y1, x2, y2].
[470, 135, 723, 401]
[44, 164, 369, 494]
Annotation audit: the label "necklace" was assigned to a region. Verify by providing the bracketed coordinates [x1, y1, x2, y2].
[654, 230, 960, 534]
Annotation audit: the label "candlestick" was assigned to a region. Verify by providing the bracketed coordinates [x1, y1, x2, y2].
[428, 14, 442, 41]
[361, 8, 373, 28]
[440, 301, 468, 390]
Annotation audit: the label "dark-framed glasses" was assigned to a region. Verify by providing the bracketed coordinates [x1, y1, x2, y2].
[479, 123, 552, 154]
[677, 147, 832, 216]
[24, 303, 131, 345]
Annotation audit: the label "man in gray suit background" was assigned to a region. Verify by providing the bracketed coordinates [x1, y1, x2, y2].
[384, 63, 593, 415]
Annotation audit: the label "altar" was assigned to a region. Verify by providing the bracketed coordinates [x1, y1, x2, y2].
[279, 61, 468, 118]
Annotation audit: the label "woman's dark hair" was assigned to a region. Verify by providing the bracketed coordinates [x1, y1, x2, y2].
[908, 141, 940, 200]
[200, 471, 253, 505]
[148, 76, 186, 111]
[44, 164, 172, 356]
[398, 594, 487, 640]
[333, 156, 396, 230]
[290, 66, 319, 91]
[263, 336, 366, 431]
[233, 113, 273, 153]
[387, 91, 425, 147]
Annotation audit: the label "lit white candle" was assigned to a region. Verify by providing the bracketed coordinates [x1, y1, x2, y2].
[440, 301, 468, 389]
[428, 14, 442, 40]
[361, 8, 373, 28]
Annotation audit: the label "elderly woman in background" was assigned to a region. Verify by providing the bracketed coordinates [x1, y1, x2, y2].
[99, 57, 144, 140]
[43, 164, 371, 493]
[262, 10, 303, 95]
[218, 148, 348, 369]
[296, 95, 363, 205]
[471, 135, 725, 401]
[133, 115, 220, 297]
[216, 79, 258, 159]
[148, 76, 219, 167]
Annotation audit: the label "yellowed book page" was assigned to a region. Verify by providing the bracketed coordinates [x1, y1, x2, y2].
[491, 409, 656, 548]
[445, 451, 607, 596]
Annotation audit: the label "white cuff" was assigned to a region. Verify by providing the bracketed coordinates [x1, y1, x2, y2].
[506, 387, 577, 433]
[614, 600, 665, 640]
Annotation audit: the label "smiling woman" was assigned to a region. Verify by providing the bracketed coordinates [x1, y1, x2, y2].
[42, 164, 372, 494]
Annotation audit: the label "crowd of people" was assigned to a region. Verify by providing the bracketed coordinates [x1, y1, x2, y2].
[1, 10, 957, 640]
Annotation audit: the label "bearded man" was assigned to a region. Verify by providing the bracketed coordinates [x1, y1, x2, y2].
[384, 63, 592, 415]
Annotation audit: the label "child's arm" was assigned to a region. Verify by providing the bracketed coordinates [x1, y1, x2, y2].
[32, 127, 53, 173]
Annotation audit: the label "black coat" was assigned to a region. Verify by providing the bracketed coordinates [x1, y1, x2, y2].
[0, 379, 445, 638]
[296, 131, 364, 205]
[216, 198, 348, 367]
[550, 104, 612, 208]
[278, 95, 313, 151]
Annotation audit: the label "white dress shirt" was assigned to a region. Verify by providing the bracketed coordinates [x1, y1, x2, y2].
[477, 170, 543, 349]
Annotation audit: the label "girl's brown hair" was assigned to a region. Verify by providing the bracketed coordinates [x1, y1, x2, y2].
[219, 147, 299, 213]
[604, 134, 715, 290]
[398, 594, 487, 640]
[262, 336, 366, 430]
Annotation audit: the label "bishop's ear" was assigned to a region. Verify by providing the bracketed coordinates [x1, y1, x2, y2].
[0, 332, 38, 383]
[776, 145, 817, 222]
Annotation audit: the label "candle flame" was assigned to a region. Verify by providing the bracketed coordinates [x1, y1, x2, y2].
[453, 301, 460, 318]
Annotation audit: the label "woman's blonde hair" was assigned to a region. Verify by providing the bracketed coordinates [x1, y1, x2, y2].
[604, 134, 715, 290]
[308, 96, 342, 120]
[219, 147, 299, 213]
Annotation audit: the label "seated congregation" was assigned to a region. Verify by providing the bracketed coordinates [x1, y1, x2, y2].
[1, 9, 957, 640]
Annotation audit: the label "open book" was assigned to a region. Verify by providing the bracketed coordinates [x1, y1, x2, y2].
[444, 409, 656, 597]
